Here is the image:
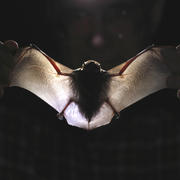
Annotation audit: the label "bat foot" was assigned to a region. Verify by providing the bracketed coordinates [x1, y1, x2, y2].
[57, 113, 64, 120]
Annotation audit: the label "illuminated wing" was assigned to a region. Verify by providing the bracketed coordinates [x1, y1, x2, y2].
[8, 44, 177, 130]
[107, 46, 171, 113]
[10, 47, 74, 115]
[9, 46, 107, 129]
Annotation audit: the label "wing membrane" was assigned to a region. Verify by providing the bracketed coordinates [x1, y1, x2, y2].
[107, 48, 171, 112]
[10, 47, 73, 113]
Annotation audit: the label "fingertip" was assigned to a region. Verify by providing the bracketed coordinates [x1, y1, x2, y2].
[176, 44, 180, 49]
[167, 75, 175, 88]
[177, 89, 180, 99]
[0, 87, 4, 98]
[4, 40, 19, 50]
[167, 75, 180, 89]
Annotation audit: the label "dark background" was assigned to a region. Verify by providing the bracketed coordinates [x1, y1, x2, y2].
[0, 0, 180, 179]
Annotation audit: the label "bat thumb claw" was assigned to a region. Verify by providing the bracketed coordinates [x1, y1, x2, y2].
[114, 112, 120, 120]
[57, 113, 64, 120]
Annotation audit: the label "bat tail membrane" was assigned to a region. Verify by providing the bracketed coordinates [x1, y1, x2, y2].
[62, 101, 115, 130]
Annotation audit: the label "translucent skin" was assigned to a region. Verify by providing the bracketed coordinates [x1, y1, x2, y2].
[8, 45, 174, 130]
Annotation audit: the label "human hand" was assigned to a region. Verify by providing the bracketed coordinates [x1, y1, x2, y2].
[0, 40, 18, 96]
[157, 45, 180, 98]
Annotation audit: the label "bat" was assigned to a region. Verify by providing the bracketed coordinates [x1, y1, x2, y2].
[9, 44, 172, 130]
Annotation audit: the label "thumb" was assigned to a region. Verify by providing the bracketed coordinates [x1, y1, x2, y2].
[4, 40, 19, 55]
[167, 75, 180, 89]
[177, 89, 180, 99]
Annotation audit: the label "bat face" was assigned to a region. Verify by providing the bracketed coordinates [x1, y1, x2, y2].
[9, 45, 171, 130]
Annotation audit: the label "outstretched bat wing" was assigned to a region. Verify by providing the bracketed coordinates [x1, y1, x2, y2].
[8, 45, 177, 130]
[107, 46, 171, 113]
[10, 47, 74, 114]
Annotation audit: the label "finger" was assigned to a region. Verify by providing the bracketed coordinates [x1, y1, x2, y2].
[4, 40, 18, 49]
[176, 44, 180, 50]
[176, 44, 180, 55]
[4, 40, 19, 54]
[157, 47, 180, 74]
[0, 41, 4, 49]
[167, 75, 180, 89]
[0, 46, 15, 69]
[177, 89, 180, 99]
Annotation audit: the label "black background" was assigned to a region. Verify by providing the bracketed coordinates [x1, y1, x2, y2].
[0, 0, 180, 179]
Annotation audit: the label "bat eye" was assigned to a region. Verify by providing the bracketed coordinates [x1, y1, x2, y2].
[82, 60, 101, 72]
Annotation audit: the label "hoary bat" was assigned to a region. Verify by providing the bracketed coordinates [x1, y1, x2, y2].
[7, 44, 178, 130]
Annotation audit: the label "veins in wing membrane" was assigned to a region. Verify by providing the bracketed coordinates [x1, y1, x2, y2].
[71, 70, 110, 120]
